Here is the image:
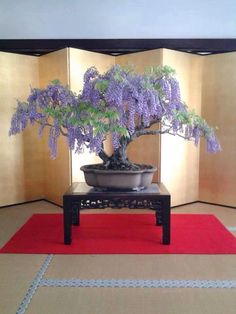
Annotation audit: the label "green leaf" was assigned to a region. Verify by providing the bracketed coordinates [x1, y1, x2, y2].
[50, 79, 61, 85]
[105, 109, 119, 120]
[95, 80, 109, 93]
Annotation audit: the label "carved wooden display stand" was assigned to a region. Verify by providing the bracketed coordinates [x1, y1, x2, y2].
[63, 182, 171, 245]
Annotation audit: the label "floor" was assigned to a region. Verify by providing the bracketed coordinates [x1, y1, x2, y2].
[0, 201, 236, 314]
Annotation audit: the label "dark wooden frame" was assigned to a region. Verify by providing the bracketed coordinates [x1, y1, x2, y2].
[1, 39, 236, 56]
[63, 182, 171, 245]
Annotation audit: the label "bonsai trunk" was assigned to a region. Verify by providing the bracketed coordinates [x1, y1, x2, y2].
[98, 137, 139, 170]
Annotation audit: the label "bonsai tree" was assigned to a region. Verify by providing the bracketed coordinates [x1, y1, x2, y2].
[9, 64, 221, 171]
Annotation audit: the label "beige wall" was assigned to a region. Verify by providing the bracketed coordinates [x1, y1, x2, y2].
[116, 49, 163, 182]
[199, 53, 236, 207]
[39, 49, 71, 205]
[161, 49, 203, 206]
[69, 48, 115, 182]
[0, 52, 44, 206]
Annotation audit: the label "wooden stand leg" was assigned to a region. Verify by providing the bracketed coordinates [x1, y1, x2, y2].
[161, 196, 171, 245]
[155, 206, 162, 226]
[63, 196, 72, 244]
[72, 204, 80, 226]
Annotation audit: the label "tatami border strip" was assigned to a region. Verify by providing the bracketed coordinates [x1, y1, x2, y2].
[40, 278, 236, 289]
[16, 254, 53, 314]
[227, 226, 236, 231]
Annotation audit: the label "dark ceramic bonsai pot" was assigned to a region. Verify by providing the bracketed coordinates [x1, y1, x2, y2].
[80, 164, 157, 191]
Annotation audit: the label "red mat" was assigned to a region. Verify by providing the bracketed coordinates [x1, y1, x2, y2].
[1, 214, 236, 254]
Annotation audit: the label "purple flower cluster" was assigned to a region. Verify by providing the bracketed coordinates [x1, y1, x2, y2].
[28, 84, 77, 109]
[48, 123, 60, 158]
[206, 134, 221, 153]
[9, 82, 106, 158]
[9, 101, 29, 135]
[9, 65, 221, 158]
[82, 66, 167, 142]
[112, 132, 120, 149]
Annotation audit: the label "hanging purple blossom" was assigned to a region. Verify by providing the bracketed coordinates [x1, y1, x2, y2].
[9, 101, 29, 135]
[112, 132, 120, 150]
[206, 134, 222, 153]
[48, 124, 60, 159]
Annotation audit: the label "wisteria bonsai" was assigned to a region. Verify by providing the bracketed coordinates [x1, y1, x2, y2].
[9, 64, 221, 173]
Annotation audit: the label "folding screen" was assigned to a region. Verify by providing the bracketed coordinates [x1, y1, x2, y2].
[39, 48, 71, 205]
[1, 48, 235, 208]
[161, 50, 202, 205]
[200, 53, 236, 207]
[0, 52, 43, 206]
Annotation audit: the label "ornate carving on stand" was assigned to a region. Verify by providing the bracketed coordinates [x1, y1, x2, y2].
[73, 198, 163, 226]
[79, 198, 161, 210]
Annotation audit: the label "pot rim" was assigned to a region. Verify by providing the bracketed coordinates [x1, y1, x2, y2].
[80, 164, 157, 174]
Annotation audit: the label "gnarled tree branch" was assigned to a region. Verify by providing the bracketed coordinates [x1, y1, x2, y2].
[98, 148, 110, 163]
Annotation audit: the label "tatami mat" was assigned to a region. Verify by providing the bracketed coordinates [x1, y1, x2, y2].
[0, 254, 47, 314]
[0, 201, 61, 248]
[27, 287, 236, 314]
[173, 202, 236, 226]
[46, 254, 236, 280]
[0, 200, 236, 314]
